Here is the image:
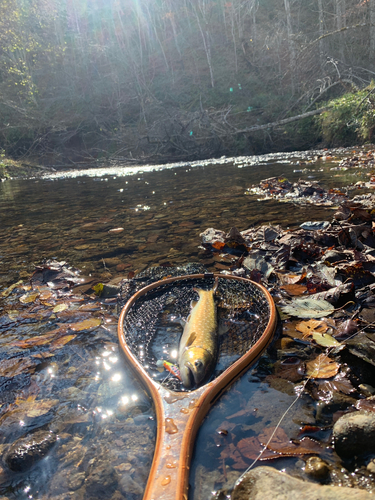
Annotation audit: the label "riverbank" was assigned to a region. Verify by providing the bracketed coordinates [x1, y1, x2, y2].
[1, 144, 374, 181]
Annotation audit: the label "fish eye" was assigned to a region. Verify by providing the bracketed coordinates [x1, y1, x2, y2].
[194, 360, 202, 367]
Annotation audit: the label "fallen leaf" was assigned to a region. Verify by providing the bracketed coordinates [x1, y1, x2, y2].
[318, 377, 355, 395]
[68, 318, 102, 331]
[281, 284, 307, 296]
[221, 443, 251, 468]
[50, 334, 76, 350]
[280, 298, 334, 318]
[12, 331, 62, 348]
[258, 427, 322, 455]
[274, 358, 305, 382]
[0, 357, 37, 377]
[24, 399, 59, 417]
[308, 332, 340, 348]
[237, 436, 277, 461]
[356, 399, 375, 412]
[53, 303, 68, 313]
[19, 292, 40, 304]
[296, 320, 340, 347]
[37, 287, 52, 301]
[305, 354, 340, 379]
[7, 310, 19, 320]
[296, 319, 328, 335]
[1, 280, 23, 297]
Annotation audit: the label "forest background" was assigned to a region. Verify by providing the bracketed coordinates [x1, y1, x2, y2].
[1, 0, 375, 165]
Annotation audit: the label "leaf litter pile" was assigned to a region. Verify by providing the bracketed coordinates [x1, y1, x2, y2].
[2, 150, 375, 499]
[193, 192, 375, 497]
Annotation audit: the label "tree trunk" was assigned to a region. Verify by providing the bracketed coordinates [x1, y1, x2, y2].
[284, 0, 297, 94]
[317, 0, 325, 70]
[370, 0, 375, 61]
[335, 0, 346, 60]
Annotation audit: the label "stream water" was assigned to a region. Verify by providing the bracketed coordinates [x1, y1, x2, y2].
[0, 147, 370, 499]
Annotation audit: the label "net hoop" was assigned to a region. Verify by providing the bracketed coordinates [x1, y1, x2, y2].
[118, 273, 277, 500]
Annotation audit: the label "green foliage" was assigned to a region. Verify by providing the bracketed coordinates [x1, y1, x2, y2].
[318, 85, 375, 146]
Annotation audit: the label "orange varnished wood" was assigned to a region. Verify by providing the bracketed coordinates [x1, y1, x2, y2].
[118, 274, 277, 500]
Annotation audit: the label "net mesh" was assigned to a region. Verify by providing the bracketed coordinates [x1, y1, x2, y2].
[119, 269, 272, 392]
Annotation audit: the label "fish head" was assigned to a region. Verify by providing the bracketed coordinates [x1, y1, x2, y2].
[179, 347, 214, 389]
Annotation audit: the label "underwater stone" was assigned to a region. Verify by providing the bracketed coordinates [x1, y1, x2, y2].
[304, 456, 330, 480]
[3, 430, 57, 472]
[85, 458, 118, 499]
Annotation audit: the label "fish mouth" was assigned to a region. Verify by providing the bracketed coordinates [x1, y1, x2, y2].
[185, 361, 203, 387]
[183, 362, 196, 388]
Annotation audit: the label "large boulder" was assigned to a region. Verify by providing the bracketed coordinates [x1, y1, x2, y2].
[231, 466, 374, 500]
[333, 410, 375, 458]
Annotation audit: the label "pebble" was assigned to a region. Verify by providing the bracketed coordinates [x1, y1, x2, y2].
[304, 456, 330, 480]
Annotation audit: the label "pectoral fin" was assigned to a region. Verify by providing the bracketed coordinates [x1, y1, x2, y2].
[185, 332, 197, 348]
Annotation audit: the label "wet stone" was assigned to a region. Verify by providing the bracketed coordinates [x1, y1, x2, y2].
[118, 473, 144, 497]
[84, 458, 118, 499]
[232, 466, 375, 500]
[304, 456, 330, 480]
[367, 459, 375, 474]
[68, 471, 86, 491]
[333, 410, 375, 458]
[3, 430, 57, 472]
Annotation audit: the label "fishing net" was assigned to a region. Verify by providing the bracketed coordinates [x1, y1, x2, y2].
[118, 267, 273, 392]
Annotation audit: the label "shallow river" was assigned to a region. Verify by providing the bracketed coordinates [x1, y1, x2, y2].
[0, 148, 367, 499]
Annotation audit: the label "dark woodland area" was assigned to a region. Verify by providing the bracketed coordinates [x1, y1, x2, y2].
[1, 0, 375, 164]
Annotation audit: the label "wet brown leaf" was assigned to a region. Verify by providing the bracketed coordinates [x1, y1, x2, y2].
[12, 331, 63, 348]
[0, 357, 37, 377]
[53, 303, 68, 313]
[221, 443, 251, 468]
[296, 319, 328, 335]
[237, 436, 277, 461]
[69, 318, 101, 331]
[281, 284, 307, 296]
[355, 399, 375, 412]
[259, 427, 322, 455]
[19, 292, 39, 304]
[305, 354, 340, 379]
[13, 395, 59, 418]
[296, 320, 340, 347]
[318, 377, 355, 395]
[274, 358, 305, 383]
[50, 334, 76, 350]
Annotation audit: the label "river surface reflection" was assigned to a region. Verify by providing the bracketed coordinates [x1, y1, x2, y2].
[0, 148, 367, 499]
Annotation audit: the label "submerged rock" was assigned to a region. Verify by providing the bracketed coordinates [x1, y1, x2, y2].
[85, 457, 118, 499]
[3, 430, 57, 472]
[304, 456, 330, 480]
[231, 466, 374, 499]
[333, 410, 375, 458]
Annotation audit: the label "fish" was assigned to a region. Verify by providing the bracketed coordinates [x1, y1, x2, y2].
[179, 279, 218, 389]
